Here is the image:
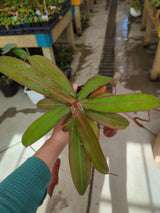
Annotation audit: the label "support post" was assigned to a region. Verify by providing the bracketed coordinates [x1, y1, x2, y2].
[144, 15, 153, 45]
[141, 0, 147, 30]
[89, 0, 93, 11]
[74, 6, 82, 36]
[66, 21, 75, 49]
[42, 47, 56, 64]
[150, 39, 160, 80]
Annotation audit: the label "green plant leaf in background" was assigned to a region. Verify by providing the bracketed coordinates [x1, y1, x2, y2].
[1, 43, 16, 55]
[11, 48, 29, 60]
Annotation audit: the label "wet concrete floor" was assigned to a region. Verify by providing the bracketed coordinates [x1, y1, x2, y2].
[115, 6, 160, 96]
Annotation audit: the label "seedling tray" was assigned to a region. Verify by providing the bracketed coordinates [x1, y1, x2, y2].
[0, 0, 71, 36]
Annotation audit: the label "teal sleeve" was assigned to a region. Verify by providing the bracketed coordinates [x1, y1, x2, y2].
[0, 157, 52, 213]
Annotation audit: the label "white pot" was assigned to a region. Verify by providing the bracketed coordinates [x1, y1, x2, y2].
[24, 87, 45, 104]
[130, 7, 141, 17]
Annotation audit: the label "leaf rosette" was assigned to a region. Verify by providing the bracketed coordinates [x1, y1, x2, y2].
[0, 55, 160, 195]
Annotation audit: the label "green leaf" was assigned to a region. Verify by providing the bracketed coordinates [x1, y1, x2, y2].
[22, 105, 70, 146]
[89, 92, 112, 99]
[37, 98, 63, 110]
[0, 56, 75, 104]
[62, 114, 72, 131]
[28, 55, 76, 97]
[11, 48, 29, 60]
[69, 119, 91, 195]
[86, 110, 129, 129]
[77, 75, 115, 99]
[80, 94, 160, 112]
[87, 116, 99, 138]
[1, 43, 16, 55]
[74, 105, 109, 174]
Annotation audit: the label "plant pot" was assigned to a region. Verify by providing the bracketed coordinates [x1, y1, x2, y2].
[130, 7, 141, 17]
[24, 87, 45, 104]
[0, 81, 19, 97]
[63, 67, 72, 79]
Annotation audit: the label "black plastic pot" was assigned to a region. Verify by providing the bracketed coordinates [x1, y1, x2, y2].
[0, 81, 19, 97]
[63, 67, 72, 79]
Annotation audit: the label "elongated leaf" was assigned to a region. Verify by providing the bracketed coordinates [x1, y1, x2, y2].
[89, 92, 112, 99]
[86, 110, 129, 129]
[22, 105, 70, 146]
[87, 116, 99, 138]
[89, 86, 107, 98]
[28, 55, 76, 97]
[74, 105, 109, 174]
[62, 114, 72, 131]
[80, 94, 160, 112]
[0, 56, 75, 104]
[11, 48, 29, 60]
[77, 75, 115, 99]
[1, 43, 16, 55]
[69, 119, 91, 195]
[37, 98, 63, 110]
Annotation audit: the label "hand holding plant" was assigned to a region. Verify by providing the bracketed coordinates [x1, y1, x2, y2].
[0, 55, 160, 195]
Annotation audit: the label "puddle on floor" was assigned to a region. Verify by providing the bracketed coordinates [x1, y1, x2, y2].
[115, 14, 160, 96]
[71, 44, 94, 83]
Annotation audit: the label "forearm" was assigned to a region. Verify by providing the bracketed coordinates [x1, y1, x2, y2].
[34, 138, 66, 172]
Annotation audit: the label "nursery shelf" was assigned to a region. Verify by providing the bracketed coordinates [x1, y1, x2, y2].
[0, 0, 71, 36]
[0, 7, 75, 64]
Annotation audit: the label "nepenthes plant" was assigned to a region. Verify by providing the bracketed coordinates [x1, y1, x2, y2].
[0, 55, 160, 195]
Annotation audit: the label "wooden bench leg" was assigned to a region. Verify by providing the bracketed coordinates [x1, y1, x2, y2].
[144, 15, 153, 46]
[85, 0, 89, 16]
[150, 40, 160, 80]
[42, 47, 56, 64]
[74, 6, 82, 36]
[89, 0, 93, 11]
[153, 130, 160, 162]
[141, 1, 147, 30]
[66, 21, 75, 50]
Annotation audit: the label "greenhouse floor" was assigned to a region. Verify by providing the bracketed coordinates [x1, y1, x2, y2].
[1, 0, 160, 212]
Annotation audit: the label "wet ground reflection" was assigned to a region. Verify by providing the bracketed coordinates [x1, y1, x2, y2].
[115, 14, 160, 96]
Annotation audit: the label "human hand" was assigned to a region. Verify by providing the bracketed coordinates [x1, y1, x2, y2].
[47, 84, 78, 148]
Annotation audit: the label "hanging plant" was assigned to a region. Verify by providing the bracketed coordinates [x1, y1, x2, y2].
[0, 55, 160, 195]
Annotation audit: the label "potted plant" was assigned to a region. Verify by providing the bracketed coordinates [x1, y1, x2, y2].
[0, 55, 160, 195]
[127, 0, 144, 17]
[53, 45, 73, 79]
[0, 43, 29, 97]
[0, 73, 18, 97]
[0, 43, 45, 103]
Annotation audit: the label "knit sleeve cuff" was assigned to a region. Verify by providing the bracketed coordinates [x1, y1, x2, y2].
[0, 157, 51, 213]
